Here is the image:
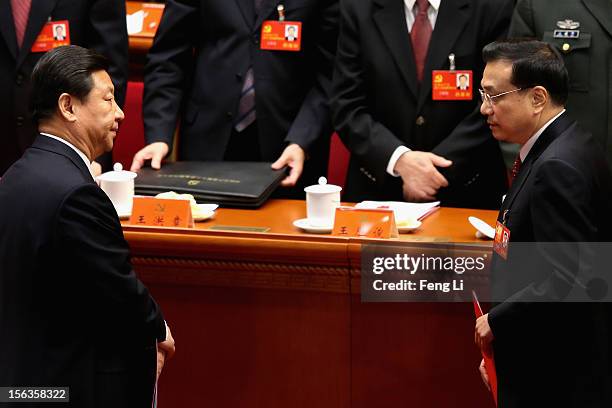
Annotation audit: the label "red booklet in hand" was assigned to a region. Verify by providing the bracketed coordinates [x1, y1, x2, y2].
[473, 291, 498, 406]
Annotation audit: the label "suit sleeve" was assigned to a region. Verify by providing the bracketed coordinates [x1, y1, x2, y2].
[55, 184, 166, 343]
[331, 0, 405, 183]
[285, 0, 339, 154]
[88, 0, 129, 108]
[488, 159, 597, 339]
[142, 0, 199, 149]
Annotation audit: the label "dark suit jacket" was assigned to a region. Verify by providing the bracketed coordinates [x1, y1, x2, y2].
[510, 0, 612, 168]
[143, 0, 338, 192]
[331, 0, 511, 208]
[488, 114, 612, 407]
[0, 136, 166, 408]
[0, 0, 129, 175]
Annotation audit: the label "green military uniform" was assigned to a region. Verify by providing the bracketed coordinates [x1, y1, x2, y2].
[503, 0, 612, 167]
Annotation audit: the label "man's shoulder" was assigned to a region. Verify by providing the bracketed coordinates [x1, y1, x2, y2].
[2, 146, 94, 204]
[536, 123, 610, 184]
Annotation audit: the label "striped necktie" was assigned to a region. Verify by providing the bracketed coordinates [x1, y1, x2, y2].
[11, 0, 32, 48]
[234, 68, 256, 132]
[235, 0, 264, 132]
[410, 0, 432, 82]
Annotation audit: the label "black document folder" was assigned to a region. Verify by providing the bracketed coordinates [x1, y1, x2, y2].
[135, 161, 285, 208]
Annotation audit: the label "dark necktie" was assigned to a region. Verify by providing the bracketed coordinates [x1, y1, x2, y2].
[235, 0, 264, 132]
[511, 156, 522, 182]
[11, 0, 32, 48]
[410, 0, 432, 82]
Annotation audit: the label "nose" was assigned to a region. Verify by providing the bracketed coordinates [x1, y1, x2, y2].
[480, 100, 492, 116]
[114, 100, 125, 122]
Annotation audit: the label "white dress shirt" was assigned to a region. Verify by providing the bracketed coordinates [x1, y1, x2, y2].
[404, 0, 440, 32]
[40, 132, 95, 181]
[387, 0, 441, 177]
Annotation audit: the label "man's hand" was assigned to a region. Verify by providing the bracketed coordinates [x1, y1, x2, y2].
[91, 161, 103, 177]
[475, 313, 494, 356]
[479, 358, 491, 391]
[271, 143, 305, 187]
[157, 324, 175, 381]
[130, 142, 169, 171]
[394, 151, 452, 202]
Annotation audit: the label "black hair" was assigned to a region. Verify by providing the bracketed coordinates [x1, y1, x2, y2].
[482, 39, 569, 106]
[30, 45, 109, 123]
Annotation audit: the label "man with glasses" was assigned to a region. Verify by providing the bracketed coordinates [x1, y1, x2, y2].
[332, 0, 512, 208]
[475, 39, 612, 408]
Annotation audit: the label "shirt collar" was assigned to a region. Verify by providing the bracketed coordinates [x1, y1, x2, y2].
[405, 0, 441, 12]
[40, 132, 96, 181]
[519, 109, 566, 162]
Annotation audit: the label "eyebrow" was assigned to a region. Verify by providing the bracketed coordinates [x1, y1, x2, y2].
[481, 84, 496, 92]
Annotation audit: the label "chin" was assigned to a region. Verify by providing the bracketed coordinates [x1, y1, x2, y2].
[490, 128, 507, 142]
[104, 140, 114, 152]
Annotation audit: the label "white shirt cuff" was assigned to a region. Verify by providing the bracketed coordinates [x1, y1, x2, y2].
[387, 146, 411, 177]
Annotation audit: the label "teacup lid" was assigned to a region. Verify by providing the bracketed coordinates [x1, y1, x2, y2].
[304, 176, 342, 194]
[96, 163, 137, 182]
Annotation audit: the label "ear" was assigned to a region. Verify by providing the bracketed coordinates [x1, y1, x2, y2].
[531, 86, 548, 113]
[57, 93, 77, 122]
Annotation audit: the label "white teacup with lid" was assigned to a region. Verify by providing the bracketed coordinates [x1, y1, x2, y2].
[97, 163, 137, 217]
[304, 177, 342, 227]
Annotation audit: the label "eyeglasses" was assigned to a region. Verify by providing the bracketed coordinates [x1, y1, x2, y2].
[479, 88, 523, 107]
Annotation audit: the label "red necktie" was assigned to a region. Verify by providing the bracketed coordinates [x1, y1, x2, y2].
[511, 156, 522, 181]
[11, 0, 32, 48]
[411, 0, 432, 82]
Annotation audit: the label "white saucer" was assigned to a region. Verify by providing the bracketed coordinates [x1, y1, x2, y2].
[468, 216, 495, 240]
[293, 218, 333, 234]
[397, 220, 422, 233]
[193, 204, 218, 222]
[197, 204, 219, 212]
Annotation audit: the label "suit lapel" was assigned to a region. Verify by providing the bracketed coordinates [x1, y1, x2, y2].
[253, 0, 281, 33]
[373, 0, 418, 98]
[582, 0, 612, 39]
[499, 158, 533, 216]
[0, 1, 18, 59]
[500, 114, 575, 214]
[235, 0, 255, 29]
[16, 0, 58, 68]
[416, 0, 470, 111]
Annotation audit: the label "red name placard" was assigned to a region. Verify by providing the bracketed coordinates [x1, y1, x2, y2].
[332, 207, 398, 239]
[128, 197, 194, 228]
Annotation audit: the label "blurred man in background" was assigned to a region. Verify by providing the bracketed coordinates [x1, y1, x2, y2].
[0, 0, 129, 176]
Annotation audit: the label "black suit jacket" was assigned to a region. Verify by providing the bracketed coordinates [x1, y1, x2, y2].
[143, 0, 338, 190]
[0, 0, 129, 175]
[332, 0, 511, 208]
[488, 114, 612, 407]
[0, 136, 166, 408]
